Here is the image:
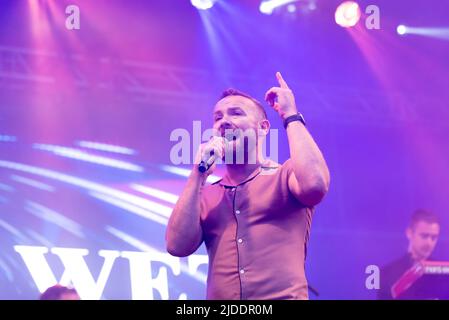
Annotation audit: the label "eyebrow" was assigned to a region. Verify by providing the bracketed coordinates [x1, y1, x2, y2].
[214, 106, 246, 116]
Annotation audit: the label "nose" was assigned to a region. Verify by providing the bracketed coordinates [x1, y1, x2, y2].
[215, 118, 233, 134]
[220, 121, 233, 130]
[423, 239, 435, 250]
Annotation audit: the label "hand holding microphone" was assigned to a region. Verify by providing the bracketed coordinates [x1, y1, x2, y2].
[196, 136, 227, 173]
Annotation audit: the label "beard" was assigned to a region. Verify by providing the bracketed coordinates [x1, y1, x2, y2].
[222, 135, 258, 165]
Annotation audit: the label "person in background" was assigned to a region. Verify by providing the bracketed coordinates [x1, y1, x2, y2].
[378, 209, 440, 299]
[39, 284, 80, 300]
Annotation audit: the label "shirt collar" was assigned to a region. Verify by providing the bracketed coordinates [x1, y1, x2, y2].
[215, 160, 280, 188]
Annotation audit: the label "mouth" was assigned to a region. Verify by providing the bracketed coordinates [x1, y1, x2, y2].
[224, 135, 238, 143]
[221, 129, 240, 142]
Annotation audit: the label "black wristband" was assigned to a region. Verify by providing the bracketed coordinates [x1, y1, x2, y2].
[283, 113, 306, 129]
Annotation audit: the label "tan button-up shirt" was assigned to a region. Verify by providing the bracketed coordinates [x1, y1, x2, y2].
[200, 159, 314, 300]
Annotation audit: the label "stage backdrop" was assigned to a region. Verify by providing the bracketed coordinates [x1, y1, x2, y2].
[0, 0, 448, 299]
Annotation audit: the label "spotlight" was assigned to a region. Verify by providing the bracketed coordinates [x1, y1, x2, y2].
[259, 0, 298, 15]
[395, 25, 449, 40]
[191, 0, 215, 10]
[287, 4, 297, 13]
[335, 1, 361, 28]
[397, 25, 407, 35]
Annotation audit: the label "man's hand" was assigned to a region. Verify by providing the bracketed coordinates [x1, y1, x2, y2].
[264, 72, 298, 120]
[193, 136, 226, 177]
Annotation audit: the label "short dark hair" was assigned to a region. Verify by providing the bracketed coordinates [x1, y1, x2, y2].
[409, 209, 440, 229]
[220, 88, 267, 120]
[39, 284, 79, 300]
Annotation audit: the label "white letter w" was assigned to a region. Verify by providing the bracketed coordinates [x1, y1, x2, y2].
[14, 246, 119, 300]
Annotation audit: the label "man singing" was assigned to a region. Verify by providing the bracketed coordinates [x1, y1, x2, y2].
[166, 72, 330, 300]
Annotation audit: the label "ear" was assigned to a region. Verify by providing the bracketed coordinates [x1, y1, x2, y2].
[406, 227, 413, 241]
[258, 119, 270, 136]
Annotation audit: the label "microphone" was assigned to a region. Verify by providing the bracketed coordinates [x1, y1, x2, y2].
[198, 155, 214, 173]
[198, 137, 227, 173]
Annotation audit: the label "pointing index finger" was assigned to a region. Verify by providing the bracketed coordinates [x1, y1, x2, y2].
[276, 71, 290, 89]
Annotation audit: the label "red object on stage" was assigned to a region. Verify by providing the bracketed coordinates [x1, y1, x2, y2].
[391, 261, 449, 299]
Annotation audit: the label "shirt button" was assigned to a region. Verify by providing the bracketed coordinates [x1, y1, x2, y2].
[240, 269, 245, 274]
[237, 238, 243, 244]
[235, 210, 241, 215]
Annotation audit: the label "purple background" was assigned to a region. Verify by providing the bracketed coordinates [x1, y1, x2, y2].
[0, 0, 448, 299]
